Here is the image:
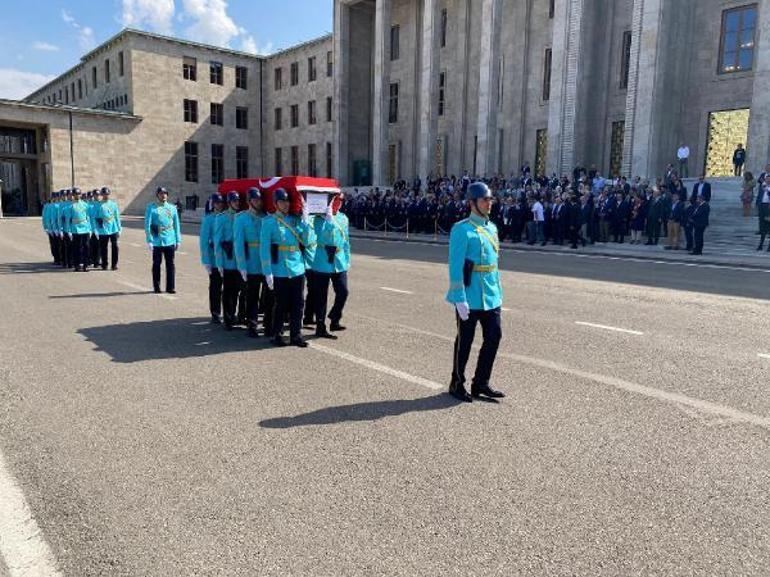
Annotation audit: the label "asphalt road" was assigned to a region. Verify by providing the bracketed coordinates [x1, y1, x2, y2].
[0, 216, 768, 577]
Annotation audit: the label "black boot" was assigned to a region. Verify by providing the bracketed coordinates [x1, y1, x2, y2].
[315, 325, 338, 339]
[211, 314, 222, 324]
[449, 381, 473, 403]
[290, 337, 309, 348]
[247, 324, 259, 338]
[329, 321, 346, 331]
[471, 383, 506, 399]
[271, 335, 287, 347]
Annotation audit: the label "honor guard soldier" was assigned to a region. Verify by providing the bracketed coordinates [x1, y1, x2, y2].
[235, 188, 274, 338]
[66, 188, 93, 272]
[95, 186, 121, 270]
[446, 182, 505, 402]
[58, 189, 74, 269]
[42, 192, 60, 265]
[215, 191, 244, 330]
[259, 188, 316, 347]
[144, 186, 181, 293]
[310, 196, 351, 338]
[200, 193, 224, 323]
[87, 190, 102, 269]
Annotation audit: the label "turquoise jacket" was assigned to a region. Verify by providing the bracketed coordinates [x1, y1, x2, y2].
[47, 203, 61, 234]
[94, 200, 121, 235]
[145, 202, 181, 247]
[445, 213, 503, 311]
[311, 213, 351, 274]
[58, 201, 72, 234]
[42, 203, 52, 232]
[199, 211, 218, 267]
[259, 213, 316, 279]
[214, 209, 239, 270]
[87, 201, 100, 233]
[234, 209, 265, 275]
[67, 200, 93, 235]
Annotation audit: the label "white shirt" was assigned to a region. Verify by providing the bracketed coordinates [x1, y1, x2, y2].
[677, 146, 690, 160]
[762, 186, 770, 204]
[532, 201, 544, 222]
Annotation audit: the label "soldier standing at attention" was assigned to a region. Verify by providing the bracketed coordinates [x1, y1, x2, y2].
[66, 188, 93, 272]
[200, 193, 224, 324]
[58, 189, 74, 270]
[95, 187, 122, 270]
[445, 182, 506, 403]
[144, 186, 181, 293]
[87, 190, 102, 269]
[215, 191, 244, 330]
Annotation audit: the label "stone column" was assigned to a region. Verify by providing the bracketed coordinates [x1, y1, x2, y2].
[475, 0, 503, 177]
[417, 0, 440, 181]
[333, 0, 351, 185]
[372, 0, 392, 186]
[747, 0, 770, 172]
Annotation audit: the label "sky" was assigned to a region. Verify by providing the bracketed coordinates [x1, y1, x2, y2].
[0, 0, 334, 100]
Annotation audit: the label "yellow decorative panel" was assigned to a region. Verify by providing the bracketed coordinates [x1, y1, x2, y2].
[535, 129, 548, 177]
[705, 108, 750, 177]
[610, 121, 625, 178]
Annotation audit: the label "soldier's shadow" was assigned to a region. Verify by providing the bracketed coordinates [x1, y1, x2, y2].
[259, 393, 460, 428]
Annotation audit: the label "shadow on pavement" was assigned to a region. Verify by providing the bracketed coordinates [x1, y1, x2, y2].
[259, 392, 460, 428]
[51, 291, 155, 299]
[78, 316, 273, 362]
[0, 262, 65, 274]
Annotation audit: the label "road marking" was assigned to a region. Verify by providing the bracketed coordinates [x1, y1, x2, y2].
[501, 307, 512, 312]
[310, 342, 443, 390]
[352, 314, 770, 431]
[0, 450, 63, 577]
[128, 242, 141, 247]
[116, 280, 177, 301]
[759, 354, 770, 359]
[574, 321, 644, 336]
[379, 286, 414, 295]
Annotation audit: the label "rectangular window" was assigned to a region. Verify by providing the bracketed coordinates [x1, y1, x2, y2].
[388, 83, 399, 123]
[390, 25, 400, 61]
[543, 48, 552, 101]
[290, 61, 299, 85]
[308, 100, 317, 125]
[326, 142, 333, 178]
[92, 66, 97, 88]
[210, 61, 223, 85]
[275, 107, 283, 130]
[236, 107, 248, 130]
[274, 67, 283, 90]
[105, 59, 111, 83]
[441, 9, 448, 48]
[326, 96, 333, 122]
[719, 5, 757, 74]
[183, 56, 197, 81]
[549, 0, 555, 19]
[210, 103, 224, 126]
[291, 104, 299, 128]
[326, 50, 333, 77]
[291, 145, 299, 174]
[184, 99, 198, 123]
[211, 143, 224, 184]
[236, 65, 248, 89]
[71, 82, 75, 101]
[65, 86, 69, 105]
[308, 144, 317, 177]
[308, 56, 317, 82]
[620, 31, 632, 89]
[185, 141, 199, 182]
[78, 79, 82, 99]
[438, 72, 446, 116]
[275, 147, 283, 175]
[236, 146, 249, 179]
[119, 51, 125, 76]
[58, 89, 62, 103]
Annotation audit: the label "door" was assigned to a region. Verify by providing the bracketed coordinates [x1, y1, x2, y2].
[705, 108, 750, 177]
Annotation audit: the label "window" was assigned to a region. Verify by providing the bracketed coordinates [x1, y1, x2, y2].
[65, 86, 69, 105]
[438, 72, 446, 116]
[71, 82, 75, 102]
[210, 103, 224, 126]
[326, 96, 333, 122]
[441, 9, 448, 48]
[388, 83, 399, 123]
[275, 107, 283, 130]
[184, 99, 198, 123]
[549, 0, 555, 19]
[620, 31, 632, 89]
[210, 61, 223, 85]
[183, 57, 197, 81]
[326, 51, 333, 77]
[236, 146, 249, 179]
[236, 107, 248, 130]
[236, 65, 248, 89]
[185, 141, 198, 182]
[326, 142, 333, 178]
[543, 48, 552, 101]
[291, 104, 299, 128]
[274, 67, 283, 90]
[290, 61, 299, 85]
[92, 66, 97, 89]
[105, 59, 111, 83]
[308, 56, 317, 81]
[308, 144, 317, 177]
[291, 145, 299, 174]
[308, 100, 317, 125]
[719, 5, 757, 74]
[275, 148, 283, 175]
[58, 89, 62, 103]
[77, 79, 82, 99]
[390, 25, 400, 60]
[211, 144, 224, 184]
[119, 51, 125, 76]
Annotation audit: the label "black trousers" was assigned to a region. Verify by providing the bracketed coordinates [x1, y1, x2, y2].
[246, 274, 275, 335]
[314, 271, 349, 326]
[222, 269, 243, 325]
[60, 234, 71, 268]
[684, 224, 694, 251]
[451, 307, 502, 388]
[152, 246, 175, 291]
[98, 234, 119, 269]
[274, 275, 305, 339]
[693, 226, 706, 254]
[72, 233, 90, 269]
[48, 234, 60, 264]
[209, 268, 223, 317]
[304, 270, 317, 323]
[89, 234, 101, 267]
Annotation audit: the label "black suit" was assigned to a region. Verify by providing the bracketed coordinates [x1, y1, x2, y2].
[690, 182, 711, 203]
[689, 203, 710, 255]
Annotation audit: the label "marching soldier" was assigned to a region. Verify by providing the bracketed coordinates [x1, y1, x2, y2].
[199, 193, 224, 323]
[310, 195, 350, 338]
[94, 186, 122, 270]
[87, 190, 102, 269]
[58, 189, 74, 269]
[215, 191, 244, 330]
[66, 188, 93, 272]
[144, 186, 181, 293]
[445, 182, 505, 402]
[260, 188, 316, 347]
[235, 188, 274, 338]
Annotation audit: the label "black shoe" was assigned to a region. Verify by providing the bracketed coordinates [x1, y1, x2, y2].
[664, 246, 673, 250]
[645, 241, 653, 245]
[290, 337, 309, 348]
[247, 327, 259, 338]
[111, 266, 118, 271]
[471, 384, 506, 399]
[303, 318, 315, 327]
[315, 328, 338, 340]
[166, 289, 176, 294]
[758, 245, 764, 251]
[154, 288, 161, 294]
[272, 335, 287, 347]
[211, 314, 222, 325]
[449, 381, 473, 403]
[329, 322, 346, 331]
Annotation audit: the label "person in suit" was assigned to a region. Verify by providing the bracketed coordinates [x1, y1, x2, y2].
[664, 194, 684, 250]
[757, 174, 770, 250]
[733, 144, 746, 177]
[691, 175, 712, 203]
[567, 194, 583, 249]
[629, 192, 647, 244]
[689, 195, 710, 255]
[614, 192, 630, 243]
[645, 187, 664, 245]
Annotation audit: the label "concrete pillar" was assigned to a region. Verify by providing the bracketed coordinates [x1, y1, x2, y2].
[475, 0, 503, 177]
[372, 0, 392, 187]
[333, 0, 351, 185]
[417, 0, 440, 181]
[747, 0, 770, 172]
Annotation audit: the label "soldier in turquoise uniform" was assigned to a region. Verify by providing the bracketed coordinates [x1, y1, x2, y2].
[199, 193, 224, 324]
[58, 189, 74, 269]
[42, 192, 60, 265]
[66, 188, 93, 272]
[310, 195, 351, 338]
[235, 188, 274, 338]
[95, 186, 122, 270]
[445, 182, 505, 402]
[259, 188, 316, 347]
[87, 190, 102, 269]
[215, 191, 244, 330]
[144, 186, 181, 293]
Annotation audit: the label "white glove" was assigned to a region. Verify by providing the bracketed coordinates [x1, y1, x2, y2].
[68, 233, 73, 241]
[95, 233, 100, 240]
[324, 203, 334, 223]
[455, 302, 470, 321]
[58, 231, 63, 238]
[147, 243, 153, 254]
[301, 201, 310, 224]
[218, 267, 224, 276]
[240, 270, 248, 282]
[203, 264, 212, 275]
[265, 274, 274, 291]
